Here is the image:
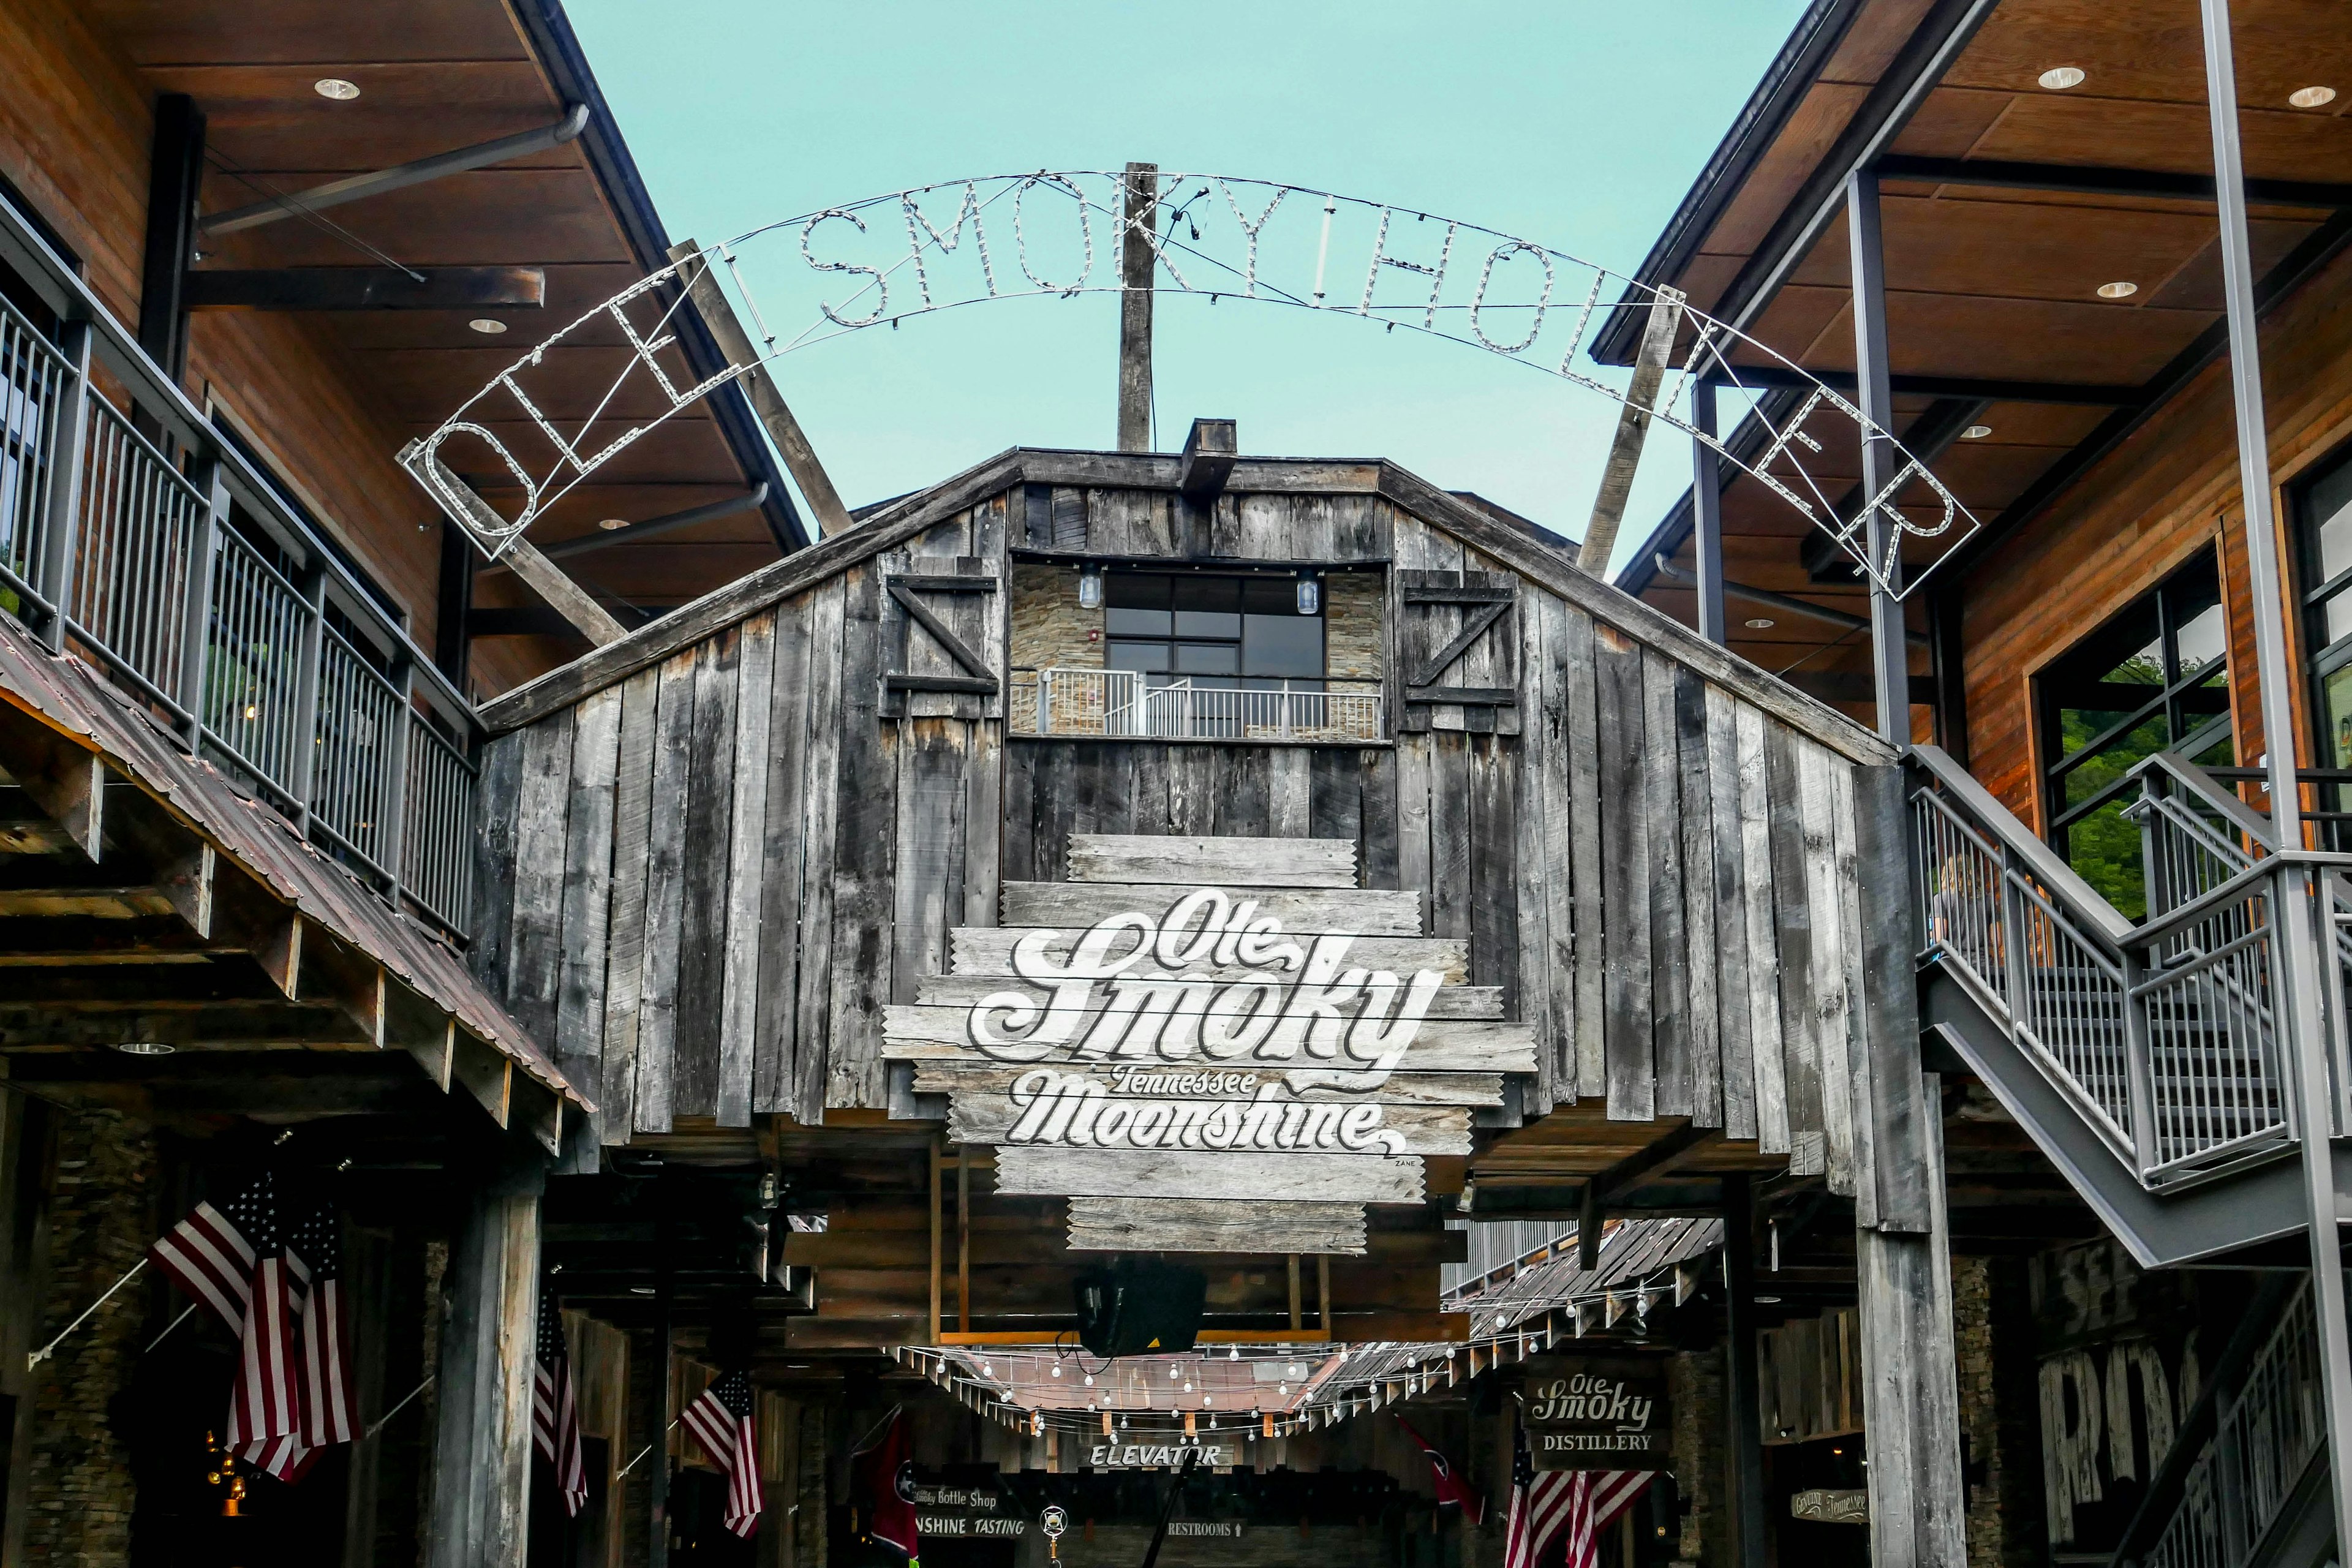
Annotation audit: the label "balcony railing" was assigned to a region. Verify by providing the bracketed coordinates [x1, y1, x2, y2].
[1009, 666, 1384, 742]
[0, 202, 478, 938]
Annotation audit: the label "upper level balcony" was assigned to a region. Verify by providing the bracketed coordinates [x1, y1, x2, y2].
[0, 199, 480, 939]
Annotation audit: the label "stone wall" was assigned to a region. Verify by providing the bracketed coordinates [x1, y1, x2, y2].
[21, 1107, 156, 1567]
[1325, 571, 1383, 683]
[1956, 1256, 2043, 1568]
[1670, 1348, 1727, 1567]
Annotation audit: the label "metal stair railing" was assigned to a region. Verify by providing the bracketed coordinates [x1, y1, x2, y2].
[1907, 745, 2305, 1187]
[2119, 1277, 2330, 1568]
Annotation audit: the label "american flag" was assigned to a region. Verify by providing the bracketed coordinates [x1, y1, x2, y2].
[532, 1291, 587, 1517]
[681, 1371, 763, 1539]
[149, 1174, 272, 1333]
[215, 1182, 310, 1480]
[289, 1204, 355, 1447]
[1502, 1420, 1652, 1568]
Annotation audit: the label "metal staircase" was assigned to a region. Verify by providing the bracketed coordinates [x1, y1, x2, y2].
[1906, 745, 2352, 1268]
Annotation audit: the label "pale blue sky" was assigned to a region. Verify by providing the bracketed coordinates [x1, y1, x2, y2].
[564, 0, 1809, 567]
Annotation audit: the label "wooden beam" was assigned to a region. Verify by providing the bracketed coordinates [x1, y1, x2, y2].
[185, 267, 546, 311]
[1117, 164, 1158, 452]
[399, 440, 627, 646]
[451, 1028, 514, 1129]
[666, 239, 852, 538]
[0, 1001, 370, 1050]
[140, 94, 204, 375]
[1874, 153, 2352, 209]
[1579, 286, 1685, 574]
[202, 106, 589, 235]
[1178, 418, 1235, 503]
[0, 710, 103, 859]
[538, 485, 768, 560]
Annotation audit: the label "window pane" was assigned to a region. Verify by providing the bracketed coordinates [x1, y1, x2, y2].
[2174, 600, 2226, 679]
[2310, 456, 2352, 588]
[1243, 615, 1324, 678]
[2326, 591, 2352, 649]
[2062, 796, 2146, 922]
[2060, 717, 2168, 811]
[1107, 573, 1171, 608]
[1107, 641, 1169, 672]
[1242, 576, 1305, 616]
[1175, 642, 1238, 675]
[1106, 607, 1172, 637]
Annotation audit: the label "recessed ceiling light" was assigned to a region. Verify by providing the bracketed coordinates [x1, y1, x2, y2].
[1745, 617, 1776, 630]
[314, 78, 361, 100]
[1961, 424, 1994, 440]
[597, 517, 630, 531]
[2097, 281, 2139, 300]
[2290, 86, 2337, 109]
[114, 1041, 175, 1055]
[1754, 1295, 1783, 1304]
[468, 317, 508, 334]
[2038, 66, 2086, 90]
[629, 1286, 657, 1295]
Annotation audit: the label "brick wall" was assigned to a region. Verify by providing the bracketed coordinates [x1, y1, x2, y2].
[21, 1107, 156, 1566]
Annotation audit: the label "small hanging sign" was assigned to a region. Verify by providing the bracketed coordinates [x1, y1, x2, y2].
[1521, 1357, 1670, 1471]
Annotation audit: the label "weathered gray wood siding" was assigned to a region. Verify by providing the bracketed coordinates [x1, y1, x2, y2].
[474, 470, 1894, 1191]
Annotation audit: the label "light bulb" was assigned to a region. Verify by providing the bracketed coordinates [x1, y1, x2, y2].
[1084, 1374, 1094, 1386]
[1078, 567, 1104, 609]
[1052, 1366, 1061, 1378]
[1296, 576, 1319, 614]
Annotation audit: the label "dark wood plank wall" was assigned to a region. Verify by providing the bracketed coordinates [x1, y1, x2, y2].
[476, 479, 1894, 1196]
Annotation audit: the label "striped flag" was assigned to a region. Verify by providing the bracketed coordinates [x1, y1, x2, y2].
[148, 1174, 272, 1333]
[1502, 1419, 1651, 1568]
[290, 1204, 355, 1447]
[532, 1292, 587, 1517]
[682, 1371, 763, 1539]
[217, 1186, 311, 1480]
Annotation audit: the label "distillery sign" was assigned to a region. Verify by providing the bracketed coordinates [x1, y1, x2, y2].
[1523, 1359, 1669, 1471]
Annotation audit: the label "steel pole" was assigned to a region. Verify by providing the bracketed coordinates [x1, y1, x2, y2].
[1845, 170, 1910, 743]
[2197, 1, 2352, 1554]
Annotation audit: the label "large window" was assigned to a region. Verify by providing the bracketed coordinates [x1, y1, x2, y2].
[2038, 554, 2232, 918]
[2297, 448, 2352, 813]
[1104, 570, 1325, 690]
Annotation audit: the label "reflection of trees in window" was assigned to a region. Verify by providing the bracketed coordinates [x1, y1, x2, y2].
[2038, 554, 2232, 919]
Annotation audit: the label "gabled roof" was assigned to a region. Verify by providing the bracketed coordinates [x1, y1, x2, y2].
[477, 445, 1894, 767]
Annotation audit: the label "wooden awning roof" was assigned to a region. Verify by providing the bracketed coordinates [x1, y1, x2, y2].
[83, 0, 804, 631]
[1596, 0, 2352, 707]
[0, 613, 584, 1147]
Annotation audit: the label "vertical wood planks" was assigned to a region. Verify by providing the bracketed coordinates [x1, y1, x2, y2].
[1736, 699, 1789, 1155]
[791, 578, 847, 1123]
[1643, 651, 1690, 1118]
[1799, 739, 1858, 1196]
[599, 666, 661, 1139]
[555, 688, 620, 1163]
[673, 628, 741, 1119]
[632, 649, 698, 1133]
[1562, 606, 1605, 1103]
[1765, 724, 1824, 1172]
[827, 560, 898, 1109]
[1595, 624, 1653, 1120]
[467, 733, 523, 998]
[1705, 683, 1758, 1142]
[754, 592, 815, 1116]
[718, 612, 776, 1127]
[505, 710, 575, 1049]
[1675, 666, 1722, 1128]
[1515, 589, 1558, 1108]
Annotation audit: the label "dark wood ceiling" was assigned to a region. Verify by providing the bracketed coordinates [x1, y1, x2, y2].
[1622, 0, 2352, 717]
[86, 0, 785, 620]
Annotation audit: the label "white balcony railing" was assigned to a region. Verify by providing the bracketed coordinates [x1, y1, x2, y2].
[1010, 667, 1383, 742]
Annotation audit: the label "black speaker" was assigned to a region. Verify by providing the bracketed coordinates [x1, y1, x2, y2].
[1073, 1257, 1207, 1358]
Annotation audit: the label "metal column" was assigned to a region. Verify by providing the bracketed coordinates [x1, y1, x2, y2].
[1692, 379, 1728, 645]
[1846, 169, 1910, 743]
[2198, 0, 2352, 1551]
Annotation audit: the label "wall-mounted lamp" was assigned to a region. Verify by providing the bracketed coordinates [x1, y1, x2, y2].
[1078, 567, 1104, 610]
[1296, 575, 1320, 615]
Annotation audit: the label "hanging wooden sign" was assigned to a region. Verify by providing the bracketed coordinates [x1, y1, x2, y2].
[1521, 1358, 1671, 1471]
[881, 834, 1536, 1254]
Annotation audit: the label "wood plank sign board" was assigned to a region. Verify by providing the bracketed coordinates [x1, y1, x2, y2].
[1521, 1357, 1671, 1471]
[881, 832, 1535, 1254]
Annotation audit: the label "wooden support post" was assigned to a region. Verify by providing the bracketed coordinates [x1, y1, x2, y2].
[1316, 1255, 1331, 1333]
[1846, 171, 1910, 743]
[1721, 1175, 1768, 1568]
[666, 239, 852, 539]
[1117, 163, 1159, 452]
[1691, 379, 1727, 645]
[1577, 287, 1685, 576]
[957, 1148, 971, 1335]
[1287, 1255, 1302, 1332]
[425, 1144, 545, 1568]
[650, 1201, 673, 1568]
[929, 1140, 944, 1343]
[400, 440, 626, 646]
